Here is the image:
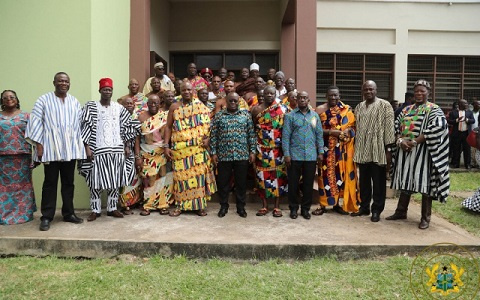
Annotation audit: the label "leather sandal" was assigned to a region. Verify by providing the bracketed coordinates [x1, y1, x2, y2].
[169, 209, 182, 217]
[272, 208, 283, 217]
[312, 207, 325, 216]
[159, 208, 169, 215]
[196, 209, 207, 217]
[256, 207, 268, 216]
[140, 209, 151, 216]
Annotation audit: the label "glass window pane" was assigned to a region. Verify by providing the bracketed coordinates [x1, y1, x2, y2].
[408, 55, 434, 73]
[464, 57, 480, 74]
[225, 54, 252, 70]
[436, 56, 462, 73]
[317, 53, 334, 70]
[172, 53, 194, 79]
[316, 71, 334, 103]
[366, 55, 393, 71]
[463, 74, 480, 101]
[336, 72, 363, 107]
[434, 74, 461, 108]
[255, 54, 278, 76]
[336, 54, 363, 71]
[196, 54, 222, 70]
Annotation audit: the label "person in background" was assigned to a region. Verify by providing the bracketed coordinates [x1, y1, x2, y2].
[143, 62, 174, 95]
[118, 79, 147, 116]
[448, 99, 475, 169]
[184, 63, 209, 97]
[0, 90, 36, 225]
[469, 98, 479, 168]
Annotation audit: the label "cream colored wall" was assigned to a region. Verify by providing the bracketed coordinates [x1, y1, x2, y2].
[151, 0, 171, 65]
[0, 0, 130, 210]
[168, 1, 281, 51]
[316, 0, 480, 101]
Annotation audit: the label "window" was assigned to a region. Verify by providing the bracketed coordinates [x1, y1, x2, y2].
[171, 52, 279, 80]
[316, 53, 394, 107]
[407, 55, 480, 109]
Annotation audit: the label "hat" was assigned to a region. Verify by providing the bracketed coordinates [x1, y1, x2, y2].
[99, 78, 113, 90]
[200, 68, 213, 76]
[250, 63, 259, 71]
[154, 62, 164, 69]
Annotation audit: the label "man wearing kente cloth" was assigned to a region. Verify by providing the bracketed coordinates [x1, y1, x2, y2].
[251, 85, 289, 217]
[164, 82, 216, 216]
[314, 86, 360, 216]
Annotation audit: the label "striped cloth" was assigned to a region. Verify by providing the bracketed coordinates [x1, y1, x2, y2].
[25, 92, 86, 162]
[78, 101, 138, 190]
[353, 97, 395, 165]
[391, 102, 450, 202]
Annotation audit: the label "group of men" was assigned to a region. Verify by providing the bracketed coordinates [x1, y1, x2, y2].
[28, 62, 399, 232]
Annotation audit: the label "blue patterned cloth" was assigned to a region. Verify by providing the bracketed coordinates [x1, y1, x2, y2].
[282, 108, 324, 161]
[210, 109, 256, 161]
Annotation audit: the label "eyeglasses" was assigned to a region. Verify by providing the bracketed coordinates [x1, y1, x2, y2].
[2, 96, 16, 100]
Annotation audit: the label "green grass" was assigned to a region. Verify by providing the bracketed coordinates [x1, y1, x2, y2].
[0, 255, 420, 300]
[412, 172, 480, 237]
[448, 172, 480, 192]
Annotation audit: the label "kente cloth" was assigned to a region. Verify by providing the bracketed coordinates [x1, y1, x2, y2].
[255, 103, 289, 199]
[462, 188, 480, 212]
[119, 117, 142, 208]
[185, 76, 209, 97]
[317, 102, 360, 212]
[25, 92, 86, 162]
[235, 78, 256, 97]
[132, 93, 148, 116]
[171, 99, 216, 210]
[78, 101, 138, 190]
[391, 102, 450, 202]
[0, 112, 36, 225]
[248, 95, 258, 108]
[139, 111, 174, 210]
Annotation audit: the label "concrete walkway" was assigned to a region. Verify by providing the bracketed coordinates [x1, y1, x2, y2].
[1, 195, 479, 260]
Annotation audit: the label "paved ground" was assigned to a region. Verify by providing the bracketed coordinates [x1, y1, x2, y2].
[1, 192, 479, 260]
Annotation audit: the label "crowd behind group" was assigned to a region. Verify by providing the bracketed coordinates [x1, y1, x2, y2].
[1, 61, 480, 233]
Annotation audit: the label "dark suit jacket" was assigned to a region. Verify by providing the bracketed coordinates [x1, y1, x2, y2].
[448, 110, 475, 135]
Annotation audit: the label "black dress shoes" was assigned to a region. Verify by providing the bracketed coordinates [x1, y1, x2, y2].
[371, 212, 381, 222]
[290, 210, 298, 219]
[237, 210, 247, 218]
[301, 210, 311, 220]
[39, 218, 50, 231]
[218, 208, 228, 218]
[107, 210, 124, 218]
[63, 214, 84, 224]
[333, 206, 349, 215]
[350, 209, 370, 217]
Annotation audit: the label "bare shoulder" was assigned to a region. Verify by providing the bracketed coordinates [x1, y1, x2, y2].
[315, 103, 328, 115]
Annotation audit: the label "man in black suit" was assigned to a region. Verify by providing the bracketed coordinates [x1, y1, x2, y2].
[448, 99, 476, 169]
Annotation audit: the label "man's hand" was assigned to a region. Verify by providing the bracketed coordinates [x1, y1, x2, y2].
[85, 145, 93, 162]
[164, 147, 172, 160]
[249, 153, 256, 164]
[36, 143, 44, 161]
[285, 156, 291, 168]
[212, 154, 218, 166]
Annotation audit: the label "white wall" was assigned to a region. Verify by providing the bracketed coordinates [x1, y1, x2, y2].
[316, 0, 480, 101]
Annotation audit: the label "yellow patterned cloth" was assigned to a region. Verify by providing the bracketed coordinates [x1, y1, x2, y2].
[140, 111, 174, 210]
[171, 99, 216, 210]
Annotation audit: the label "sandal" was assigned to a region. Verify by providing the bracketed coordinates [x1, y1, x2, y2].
[196, 209, 207, 217]
[169, 209, 181, 217]
[122, 208, 134, 215]
[140, 209, 150, 216]
[272, 208, 283, 217]
[159, 208, 169, 215]
[256, 208, 268, 216]
[312, 207, 326, 216]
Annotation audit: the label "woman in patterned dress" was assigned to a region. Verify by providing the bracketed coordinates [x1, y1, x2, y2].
[0, 90, 36, 225]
